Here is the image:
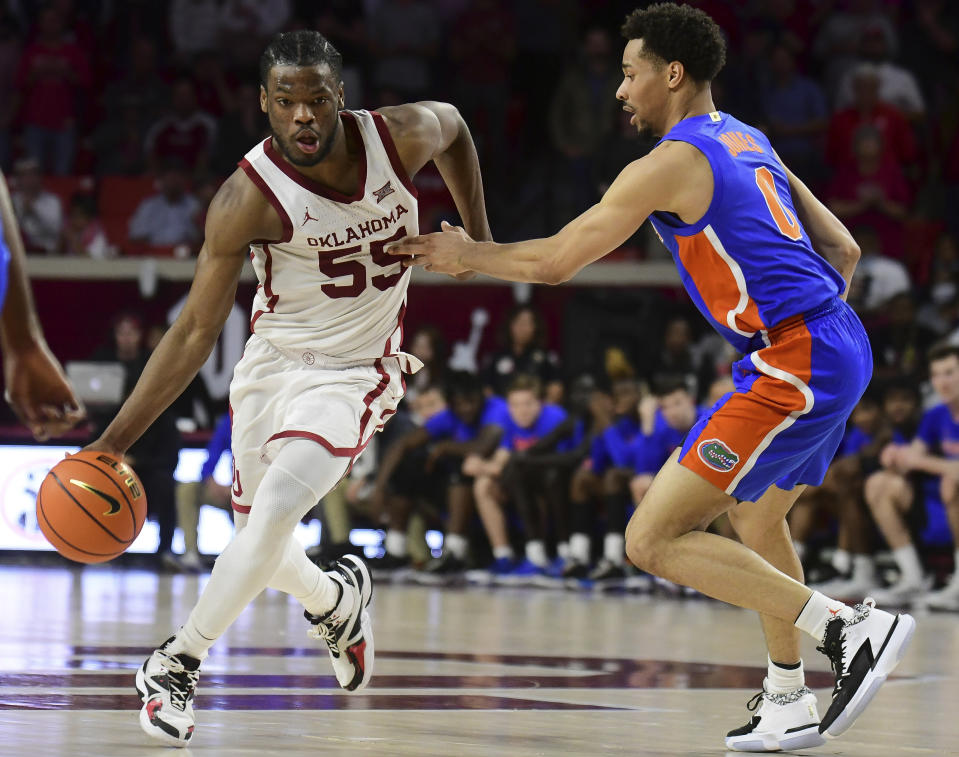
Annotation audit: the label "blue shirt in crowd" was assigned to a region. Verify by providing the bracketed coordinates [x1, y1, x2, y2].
[200, 412, 232, 480]
[500, 403, 567, 452]
[916, 404, 959, 460]
[423, 395, 508, 442]
[632, 408, 705, 475]
[590, 416, 642, 473]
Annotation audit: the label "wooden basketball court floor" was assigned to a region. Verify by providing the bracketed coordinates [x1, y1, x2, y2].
[1, 565, 956, 757]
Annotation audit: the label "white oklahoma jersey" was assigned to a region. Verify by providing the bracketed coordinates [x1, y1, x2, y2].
[229, 109, 423, 513]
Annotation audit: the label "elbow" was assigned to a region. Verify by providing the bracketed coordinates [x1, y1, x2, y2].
[843, 238, 861, 266]
[537, 258, 574, 286]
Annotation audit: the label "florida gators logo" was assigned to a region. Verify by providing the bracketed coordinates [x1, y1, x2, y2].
[697, 439, 740, 472]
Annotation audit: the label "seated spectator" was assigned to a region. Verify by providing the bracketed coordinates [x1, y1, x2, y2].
[629, 379, 704, 514]
[14, 5, 91, 174]
[61, 192, 112, 258]
[646, 316, 715, 404]
[761, 43, 828, 185]
[564, 377, 641, 582]
[865, 344, 959, 610]
[835, 26, 925, 120]
[548, 27, 623, 217]
[481, 303, 563, 404]
[827, 125, 912, 260]
[803, 381, 920, 597]
[172, 411, 232, 572]
[144, 77, 217, 174]
[90, 312, 181, 568]
[826, 63, 919, 177]
[467, 374, 568, 579]
[369, 372, 506, 579]
[211, 82, 269, 177]
[869, 292, 939, 380]
[405, 324, 448, 409]
[92, 95, 149, 176]
[128, 160, 202, 248]
[790, 391, 882, 588]
[10, 157, 62, 253]
[101, 36, 169, 126]
[846, 226, 911, 317]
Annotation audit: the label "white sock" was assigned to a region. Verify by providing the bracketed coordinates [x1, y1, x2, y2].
[525, 539, 548, 567]
[269, 536, 340, 617]
[851, 554, 875, 583]
[892, 544, 923, 585]
[569, 533, 590, 564]
[557, 541, 570, 560]
[444, 532, 468, 559]
[493, 545, 515, 560]
[603, 533, 625, 565]
[766, 656, 805, 694]
[793, 540, 807, 564]
[794, 591, 852, 643]
[831, 548, 850, 575]
[165, 620, 214, 660]
[385, 529, 408, 558]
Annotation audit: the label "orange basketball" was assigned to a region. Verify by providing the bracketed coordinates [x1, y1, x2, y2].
[36, 451, 148, 564]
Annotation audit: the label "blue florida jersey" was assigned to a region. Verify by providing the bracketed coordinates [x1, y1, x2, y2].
[648, 112, 845, 354]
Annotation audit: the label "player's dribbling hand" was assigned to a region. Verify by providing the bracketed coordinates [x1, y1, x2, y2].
[389, 220, 473, 276]
[3, 341, 85, 441]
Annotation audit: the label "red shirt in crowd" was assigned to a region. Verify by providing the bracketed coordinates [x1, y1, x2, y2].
[828, 160, 912, 258]
[15, 39, 91, 129]
[826, 102, 918, 170]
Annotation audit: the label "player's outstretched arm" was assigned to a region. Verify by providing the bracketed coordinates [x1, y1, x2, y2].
[87, 171, 266, 457]
[0, 169, 85, 440]
[780, 159, 860, 299]
[389, 148, 686, 284]
[378, 101, 491, 244]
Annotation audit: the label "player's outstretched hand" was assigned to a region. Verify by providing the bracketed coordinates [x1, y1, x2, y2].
[3, 341, 85, 441]
[389, 220, 474, 277]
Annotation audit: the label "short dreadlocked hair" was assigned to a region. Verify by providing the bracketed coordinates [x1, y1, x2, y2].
[621, 3, 726, 83]
[259, 30, 343, 89]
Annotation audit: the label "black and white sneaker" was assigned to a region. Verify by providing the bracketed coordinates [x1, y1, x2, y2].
[817, 598, 916, 739]
[306, 555, 374, 692]
[134, 636, 201, 747]
[725, 683, 825, 752]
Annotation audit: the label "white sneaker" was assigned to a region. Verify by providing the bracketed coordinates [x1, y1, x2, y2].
[725, 683, 825, 752]
[134, 637, 201, 747]
[305, 555, 374, 692]
[817, 598, 916, 739]
[914, 576, 959, 612]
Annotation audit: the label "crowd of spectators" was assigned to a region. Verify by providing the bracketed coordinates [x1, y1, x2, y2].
[3, 2, 958, 608]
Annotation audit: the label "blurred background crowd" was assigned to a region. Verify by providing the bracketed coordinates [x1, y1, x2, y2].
[2, 0, 959, 611]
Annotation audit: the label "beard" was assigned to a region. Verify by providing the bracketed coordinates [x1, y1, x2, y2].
[273, 125, 338, 167]
[635, 118, 660, 141]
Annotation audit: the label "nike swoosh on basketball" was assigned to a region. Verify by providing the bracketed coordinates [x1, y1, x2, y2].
[69, 479, 121, 515]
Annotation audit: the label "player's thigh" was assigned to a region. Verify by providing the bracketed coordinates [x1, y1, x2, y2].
[625, 449, 736, 555]
[863, 469, 912, 511]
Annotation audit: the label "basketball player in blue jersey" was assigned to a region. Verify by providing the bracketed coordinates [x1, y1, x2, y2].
[83, 30, 491, 748]
[393, 3, 915, 751]
[0, 169, 83, 440]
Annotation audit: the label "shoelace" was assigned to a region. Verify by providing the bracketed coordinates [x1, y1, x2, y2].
[745, 686, 810, 713]
[816, 597, 875, 698]
[157, 651, 199, 711]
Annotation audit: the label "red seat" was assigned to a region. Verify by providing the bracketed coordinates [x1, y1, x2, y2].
[98, 176, 158, 253]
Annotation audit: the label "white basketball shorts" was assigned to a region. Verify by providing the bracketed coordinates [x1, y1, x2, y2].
[228, 334, 419, 513]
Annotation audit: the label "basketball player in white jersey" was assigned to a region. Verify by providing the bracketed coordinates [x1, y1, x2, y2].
[84, 31, 491, 746]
